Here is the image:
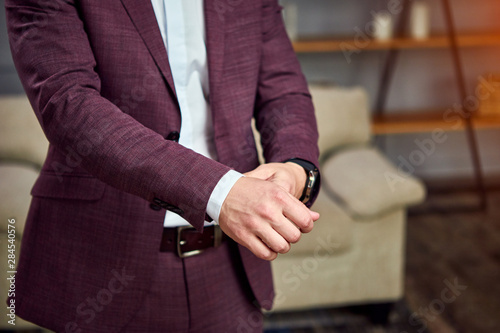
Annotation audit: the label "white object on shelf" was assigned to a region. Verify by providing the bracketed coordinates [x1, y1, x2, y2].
[373, 11, 394, 41]
[410, 1, 431, 39]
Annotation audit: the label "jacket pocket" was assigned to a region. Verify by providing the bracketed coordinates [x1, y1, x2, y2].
[31, 172, 106, 201]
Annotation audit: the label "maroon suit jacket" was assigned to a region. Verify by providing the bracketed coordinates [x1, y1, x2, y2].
[6, 0, 319, 331]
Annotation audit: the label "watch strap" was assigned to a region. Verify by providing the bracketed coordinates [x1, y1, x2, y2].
[285, 158, 319, 204]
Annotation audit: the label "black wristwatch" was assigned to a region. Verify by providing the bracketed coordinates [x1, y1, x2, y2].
[286, 158, 319, 204]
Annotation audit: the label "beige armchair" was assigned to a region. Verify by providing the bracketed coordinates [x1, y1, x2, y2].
[269, 85, 426, 312]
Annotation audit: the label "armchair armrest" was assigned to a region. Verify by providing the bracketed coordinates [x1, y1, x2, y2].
[321, 145, 426, 219]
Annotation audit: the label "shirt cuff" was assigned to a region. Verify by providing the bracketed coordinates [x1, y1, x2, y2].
[206, 170, 244, 224]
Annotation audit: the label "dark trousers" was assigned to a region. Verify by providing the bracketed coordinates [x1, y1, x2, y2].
[121, 239, 264, 333]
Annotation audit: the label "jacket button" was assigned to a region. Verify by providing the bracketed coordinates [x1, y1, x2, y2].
[171, 207, 184, 215]
[164, 204, 183, 215]
[149, 203, 162, 211]
[166, 131, 180, 142]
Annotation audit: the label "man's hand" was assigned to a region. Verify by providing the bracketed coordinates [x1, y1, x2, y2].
[218, 176, 320, 261]
[244, 162, 307, 199]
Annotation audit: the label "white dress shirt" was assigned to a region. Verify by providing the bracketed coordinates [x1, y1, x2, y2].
[151, 0, 243, 227]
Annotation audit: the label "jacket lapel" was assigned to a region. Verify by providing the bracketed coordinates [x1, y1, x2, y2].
[120, 0, 177, 98]
[119, 1, 226, 111]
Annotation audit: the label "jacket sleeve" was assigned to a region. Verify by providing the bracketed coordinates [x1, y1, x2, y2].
[254, 0, 321, 206]
[5, 0, 230, 230]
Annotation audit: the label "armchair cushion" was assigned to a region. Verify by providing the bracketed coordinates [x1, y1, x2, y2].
[322, 146, 426, 219]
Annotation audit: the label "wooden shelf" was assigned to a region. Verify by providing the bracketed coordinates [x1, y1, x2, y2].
[292, 32, 500, 53]
[371, 111, 500, 134]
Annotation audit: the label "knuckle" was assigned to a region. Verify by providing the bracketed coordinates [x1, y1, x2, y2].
[275, 242, 290, 254]
[289, 230, 301, 243]
[244, 216, 260, 231]
[233, 228, 246, 242]
[302, 223, 313, 233]
[298, 216, 312, 230]
[260, 205, 275, 220]
[272, 188, 287, 204]
[260, 249, 277, 261]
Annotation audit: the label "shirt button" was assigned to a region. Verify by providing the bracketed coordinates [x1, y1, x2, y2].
[166, 131, 180, 142]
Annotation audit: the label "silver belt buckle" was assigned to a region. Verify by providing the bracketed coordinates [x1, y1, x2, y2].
[176, 225, 202, 258]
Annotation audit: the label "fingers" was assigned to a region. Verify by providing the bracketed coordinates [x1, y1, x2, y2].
[242, 233, 279, 261]
[255, 224, 293, 254]
[218, 176, 317, 261]
[310, 210, 320, 221]
[266, 214, 302, 245]
[278, 192, 315, 233]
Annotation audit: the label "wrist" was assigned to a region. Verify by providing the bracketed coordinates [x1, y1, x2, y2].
[284, 158, 320, 204]
[285, 162, 307, 199]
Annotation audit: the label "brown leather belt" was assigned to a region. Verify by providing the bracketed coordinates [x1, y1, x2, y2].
[160, 225, 227, 258]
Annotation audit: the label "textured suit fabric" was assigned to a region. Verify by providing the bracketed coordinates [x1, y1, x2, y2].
[5, 0, 319, 331]
[123, 240, 263, 332]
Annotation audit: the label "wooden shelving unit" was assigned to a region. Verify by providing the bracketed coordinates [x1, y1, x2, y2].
[292, 32, 500, 53]
[294, 32, 500, 135]
[293, 32, 500, 136]
[297, 0, 499, 211]
[372, 112, 500, 134]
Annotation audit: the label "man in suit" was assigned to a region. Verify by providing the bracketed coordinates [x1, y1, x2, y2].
[6, 0, 320, 332]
